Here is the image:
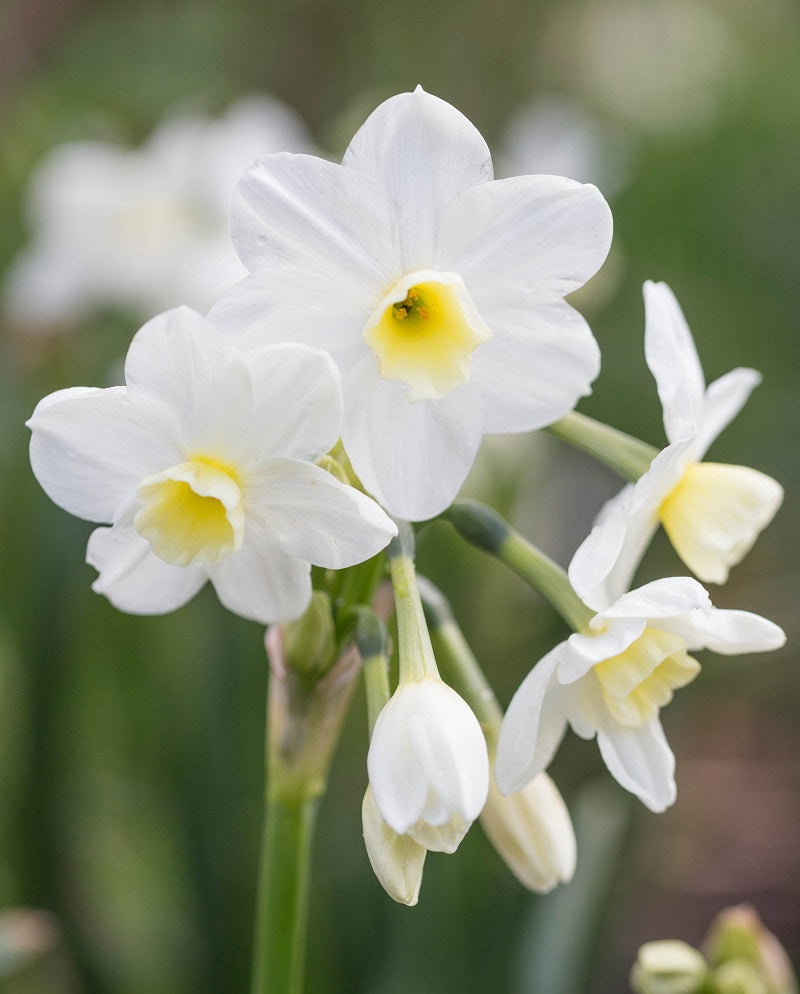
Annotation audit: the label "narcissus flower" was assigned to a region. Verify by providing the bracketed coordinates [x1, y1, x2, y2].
[27, 307, 396, 623]
[570, 281, 782, 605]
[496, 575, 785, 812]
[210, 86, 612, 520]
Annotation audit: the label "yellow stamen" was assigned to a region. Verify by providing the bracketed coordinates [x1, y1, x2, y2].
[135, 457, 245, 568]
[364, 269, 492, 403]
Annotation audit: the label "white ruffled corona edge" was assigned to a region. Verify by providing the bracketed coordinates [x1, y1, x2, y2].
[367, 677, 489, 853]
[496, 575, 785, 812]
[27, 306, 396, 624]
[569, 281, 782, 609]
[210, 86, 613, 521]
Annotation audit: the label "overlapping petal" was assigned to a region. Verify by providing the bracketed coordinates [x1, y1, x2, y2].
[342, 357, 483, 520]
[246, 460, 396, 569]
[343, 86, 493, 271]
[28, 387, 180, 522]
[471, 297, 600, 434]
[437, 173, 612, 297]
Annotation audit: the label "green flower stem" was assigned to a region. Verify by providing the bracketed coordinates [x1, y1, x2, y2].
[251, 630, 362, 994]
[547, 411, 657, 482]
[420, 578, 503, 748]
[386, 523, 439, 682]
[443, 500, 593, 634]
[355, 609, 391, 735]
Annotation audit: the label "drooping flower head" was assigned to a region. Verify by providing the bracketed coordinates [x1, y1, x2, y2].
[210, 86, 613, 520]
[27, 307, 396, 623]
[496, 573, 785, 812]
[570, 281, 782, 606]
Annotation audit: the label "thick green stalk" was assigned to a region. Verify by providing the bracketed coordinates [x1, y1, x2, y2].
[386, 524, 439, 682]
[251, 630, 361, 994]
[443, 500, 593, 634]
[251, 792, 318, 994]
[547, 411, 657, 482]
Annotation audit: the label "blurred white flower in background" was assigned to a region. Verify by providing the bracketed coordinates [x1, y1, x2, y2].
[4, 96, 314, 333]
[540, 0, 743, 135]
[497, 93, 631, 198]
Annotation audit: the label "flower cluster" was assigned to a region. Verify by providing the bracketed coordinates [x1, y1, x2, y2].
[27, 87, 785, 907]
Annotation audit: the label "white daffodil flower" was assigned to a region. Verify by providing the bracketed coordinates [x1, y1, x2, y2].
[27, 307, 396, 624]
[210, 86, 613, 521]
[5, 96, 314, 330]
[570, 281, 782, 606]
[496, 575, 785, 812]
[480, 766, 576, 893]
[367, 677, 489, 853]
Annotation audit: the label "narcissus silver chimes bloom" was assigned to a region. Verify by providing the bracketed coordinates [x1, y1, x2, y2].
[27, 307, 396, 623]
[570, 281, 783, 607]
[496, 575, 785, 813]
[210, 86, 613, 520]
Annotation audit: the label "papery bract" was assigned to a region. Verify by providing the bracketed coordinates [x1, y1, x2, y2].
[27, 307, 396, 624]
[210, 86, 613, 520]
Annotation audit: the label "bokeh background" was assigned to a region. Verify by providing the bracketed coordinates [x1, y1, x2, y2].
[0, 0, 798, 991]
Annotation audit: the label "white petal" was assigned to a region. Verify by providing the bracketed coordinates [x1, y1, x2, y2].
[232, 152, 397, 296]
[362, 786, 426, 906]
[558, 618, 646, 684]
[87, 522, 206, 614]
[437, 174, 612, 297]
[246, 459, 396, 568]
[405, 815, 469, 855]
[695, 367, 761, 458]
[495, 645, 570, 794]
[568, 439, 693, 610]
[342, 87, 493, 272]
[643, 281, 706, 444]
[237, 344, 344, 462]
[367, 679, 489, 836]
[28, 386, 180, 523]
[664, 607, 786, 655]
[124, 307, 256, 453]
[209, 278, 370, 370]
[593, 576, 711, 624]
[471, 297, 600, 434]
[208, 524, 312, 624]
[342, 356, 483, 521]
[596, 715, 676, 813]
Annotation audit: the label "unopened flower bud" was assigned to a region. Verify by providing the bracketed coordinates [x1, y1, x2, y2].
[630, 940, 708, 994]
[480, 768, 576, 893]
[704, 905, 797, 994]
[283, 590, 336, 682]
[713, 958, 769, 994]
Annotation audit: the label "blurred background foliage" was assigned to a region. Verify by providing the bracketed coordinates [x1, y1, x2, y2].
[0, 0, 798, 991]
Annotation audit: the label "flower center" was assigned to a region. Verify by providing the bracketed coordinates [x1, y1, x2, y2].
[363, 269, 492, 403]
[134, 457, 245, 568]
[594, 627, 700, 727]
[657, 461, 783, 584]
